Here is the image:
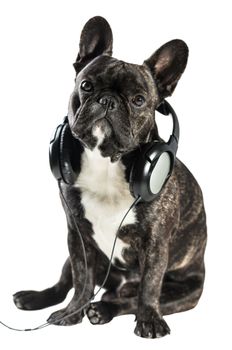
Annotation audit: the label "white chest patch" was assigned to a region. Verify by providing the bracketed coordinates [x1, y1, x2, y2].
[75, 127, 136, 264]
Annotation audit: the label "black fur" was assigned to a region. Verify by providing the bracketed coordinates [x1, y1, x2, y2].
[14, 16, 207, 339]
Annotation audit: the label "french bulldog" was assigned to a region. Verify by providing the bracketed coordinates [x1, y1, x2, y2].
[13, 16, 207, 339]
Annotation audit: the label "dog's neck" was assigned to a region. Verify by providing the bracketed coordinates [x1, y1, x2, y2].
[75, 123, 160, 189]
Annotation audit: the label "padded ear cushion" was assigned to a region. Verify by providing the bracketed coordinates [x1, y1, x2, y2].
[129, 142, 175, 202]
[59, 123, 83, 184]
[49, 121, 83, 184]
[49, 123, 65, 181]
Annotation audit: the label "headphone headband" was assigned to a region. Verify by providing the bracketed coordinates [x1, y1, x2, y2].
[156, 100, 180, 144]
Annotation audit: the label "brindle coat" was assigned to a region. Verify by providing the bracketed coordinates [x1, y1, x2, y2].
[13, 16, 207, 339]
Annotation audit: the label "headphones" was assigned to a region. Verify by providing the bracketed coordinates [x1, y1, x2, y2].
[49, 100, 179, 202]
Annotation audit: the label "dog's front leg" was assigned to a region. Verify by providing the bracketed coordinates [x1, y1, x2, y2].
[135, 235, 170, 338]
[47, 226, 96, 326]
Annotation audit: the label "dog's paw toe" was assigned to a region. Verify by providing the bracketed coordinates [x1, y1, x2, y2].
[134, 318, 170, 339]
[47, 308, 83, 326]
[87, 302, 113, 325]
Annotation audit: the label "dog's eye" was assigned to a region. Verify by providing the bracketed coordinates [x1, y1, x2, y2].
[132, 95, 145, 107]
[80, 80, 93, 92]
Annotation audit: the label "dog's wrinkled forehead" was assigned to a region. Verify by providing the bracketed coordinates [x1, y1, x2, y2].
[76, 55, 157, 97]
[73, 16, 189, 101]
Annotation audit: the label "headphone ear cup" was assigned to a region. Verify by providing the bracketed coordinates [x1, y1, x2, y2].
[149, 151, 172, 195]
[49, 121, 83, 184]
[129, 142, 175, 202]
[59, 123, 83, 184]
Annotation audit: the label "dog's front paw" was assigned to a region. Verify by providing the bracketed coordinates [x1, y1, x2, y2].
[13, 290, 43, 310]
[134, 306, 170, 339]
[47, 307, 84, 326]
[87, 302, 114, 325]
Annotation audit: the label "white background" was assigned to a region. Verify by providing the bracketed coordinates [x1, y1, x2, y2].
[0, 0, 231, 349]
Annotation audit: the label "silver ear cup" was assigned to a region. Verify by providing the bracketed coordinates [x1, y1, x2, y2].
[149, 152, 171, 194]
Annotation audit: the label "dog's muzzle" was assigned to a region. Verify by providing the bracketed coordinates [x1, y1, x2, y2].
[97, 95, 118, 111]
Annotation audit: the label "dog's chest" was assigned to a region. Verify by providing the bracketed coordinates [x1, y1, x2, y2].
[75, 146, 136, 264]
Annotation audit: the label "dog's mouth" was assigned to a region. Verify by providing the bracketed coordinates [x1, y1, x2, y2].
[70, 114, 136, 162]
[91, 120, 124, 162]
[92, 118, 113, 139]
[73, 118, 124, 159]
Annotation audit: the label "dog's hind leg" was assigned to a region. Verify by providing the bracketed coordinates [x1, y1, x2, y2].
[87, 263, 205, 327]
[160, 262, 205, 315]
[87, 278, 139, 324]
[13, 258, 72, 310]
[87, 297, 138, 325]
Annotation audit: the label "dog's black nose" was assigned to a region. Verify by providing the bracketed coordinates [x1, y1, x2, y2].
[98, 96, 118, 110]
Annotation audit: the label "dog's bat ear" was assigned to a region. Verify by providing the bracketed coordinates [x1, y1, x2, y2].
[73, 16, 113, 74]
[144, 39, 188, 99]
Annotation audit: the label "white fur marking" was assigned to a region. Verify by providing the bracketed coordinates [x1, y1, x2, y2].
[75, 127, 136, 264]
[92, 125, 105, 146]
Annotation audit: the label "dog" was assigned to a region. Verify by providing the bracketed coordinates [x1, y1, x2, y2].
[13, 16, 207, 339]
